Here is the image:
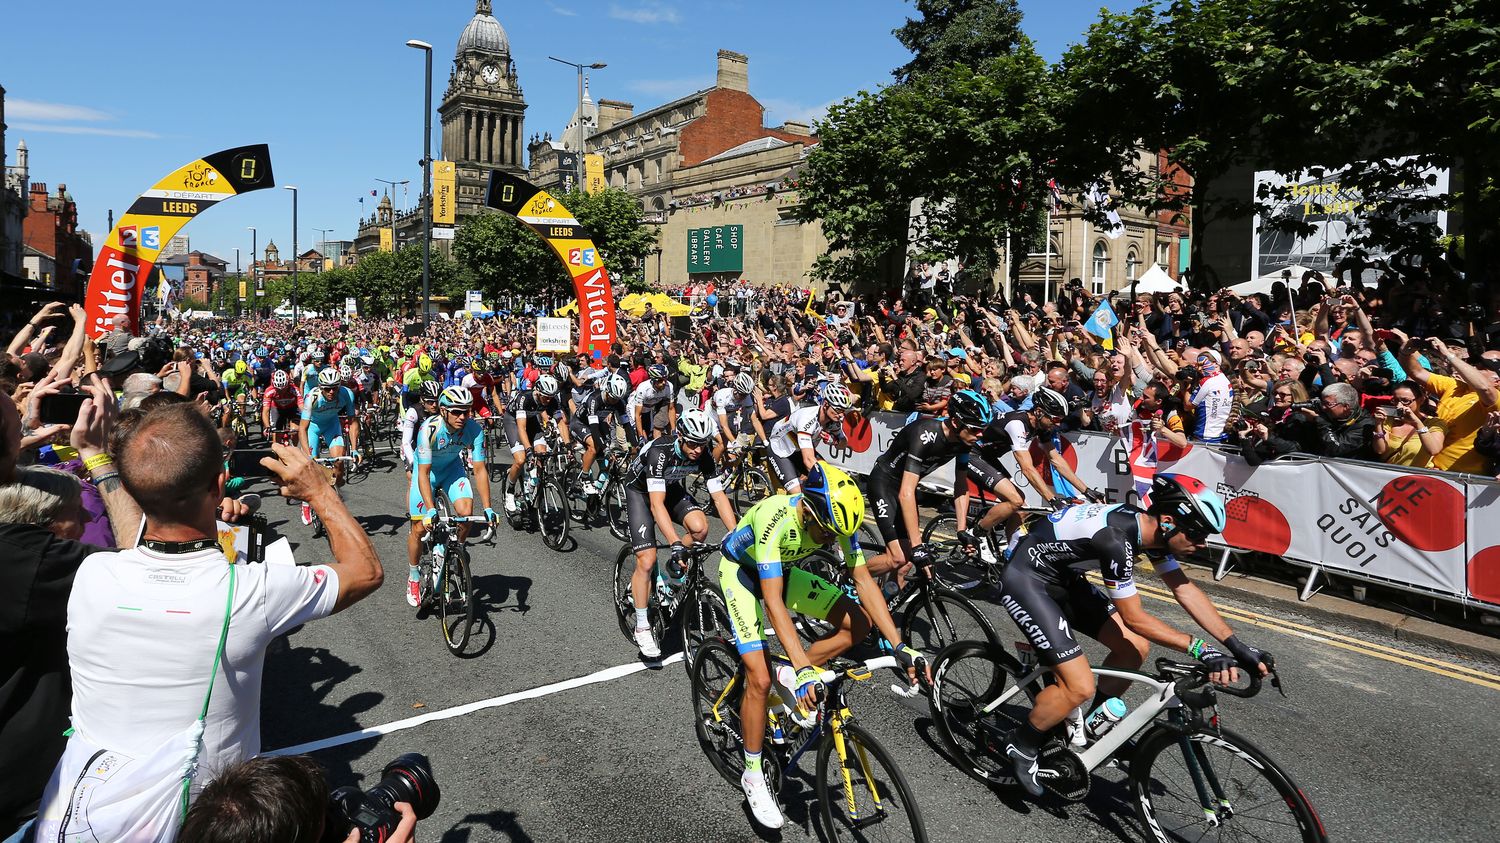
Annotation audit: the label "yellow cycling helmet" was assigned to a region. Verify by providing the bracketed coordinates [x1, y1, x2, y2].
[418, 354, 433, 373]
[235, 360, 248, 374]
[799, 462, 864, 538]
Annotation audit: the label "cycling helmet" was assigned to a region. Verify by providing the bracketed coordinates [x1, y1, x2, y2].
[312, 349, 326, 361]
[821, 383, 854, 410]
[1148, 474, 1227, 537]
[403, 344, 416, 356]
[420, 380, 442, 401]
[317, 368, 341, 387]
[235, 360, 248, 375]
[472, 356, 487, 370]
[605, 374, 629, 400]
[799, 462, 864, 538]
[535, 374, 561, 397]
[338, 363, 353, 380]
[648, 363, 670, 380]
[418, 354, 433, 373]
[439, 385, 472, 408]
[272, 370, 289, 389]
[676, 409, 716, 444]
[336, 341, 347, 351]
[360, 354, 375, 366]
[535, 355, 553, 369]
[1031, 386, 1069, 420]
[948, 389, 994, 430]
[733, 373, 755, 394]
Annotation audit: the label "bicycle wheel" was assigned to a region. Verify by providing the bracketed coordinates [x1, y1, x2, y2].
[927, 640, 1037, 785]
[612, 543, 656, 642]
[439, 548, 475, 655]
[691, 638, 755, 786]
[679, 579, 731, 679]
[1131, 722, 1328, 843]
[920, 515, 969, 570]
[900, 587, 1000, 654]
[604, 477, 630, 541]
[815, 719, 929, 842]
[731, 466, 773, 515]
[538, 476, 570, 550]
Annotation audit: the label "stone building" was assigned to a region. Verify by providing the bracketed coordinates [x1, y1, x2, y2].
[1, 86, 28, 282]
[22, 182, 92, 298]
[530, 49, 830, 290]
[355, 0, 525, 257]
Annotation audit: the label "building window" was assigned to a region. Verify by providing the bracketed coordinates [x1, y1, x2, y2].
[1157, 242, 1171, 268]
[1126, 248, 1140, 283]
[655, 158, 663, 184]
[1091, 241, 1108, 295]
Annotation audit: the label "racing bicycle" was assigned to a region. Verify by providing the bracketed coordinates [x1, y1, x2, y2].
[927, 640, 1326, 842]
[505, 429, 570, 550]
[612, 542, 727, 671]
[692, 641, 929, 841]
[416, 494, 492, 656]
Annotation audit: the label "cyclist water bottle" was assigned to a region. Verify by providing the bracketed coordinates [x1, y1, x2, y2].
[1085, 697, 1128, 741]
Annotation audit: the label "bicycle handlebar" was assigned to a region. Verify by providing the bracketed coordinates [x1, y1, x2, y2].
[1157, 651, 1280, 699]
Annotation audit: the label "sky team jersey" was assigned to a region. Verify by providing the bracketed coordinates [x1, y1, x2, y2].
[974, 411, 1036, 464]
[1189, 372, 1233, 443]
[414, 414, 484, 472]
[769, 405, 841, 458]
[304, 385, 355, 425]
[1011, 502, 1179, 599]
[721, 494, 865, 580]
[627, 435, 722, 493]
[869, 416, 970, 482]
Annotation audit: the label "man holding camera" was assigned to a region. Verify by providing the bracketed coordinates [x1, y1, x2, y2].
[1398, 335, 1500, 473]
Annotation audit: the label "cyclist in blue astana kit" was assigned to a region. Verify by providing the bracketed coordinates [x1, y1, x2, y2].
[999, 473, 1273, 796]
[405, 385, 497, 607]
[300, 367, 359, 487]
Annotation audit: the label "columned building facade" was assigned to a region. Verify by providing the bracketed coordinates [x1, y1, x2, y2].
[438, 0, 527, 219]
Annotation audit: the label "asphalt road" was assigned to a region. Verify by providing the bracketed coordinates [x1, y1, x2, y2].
[247, 443, 1500, 842]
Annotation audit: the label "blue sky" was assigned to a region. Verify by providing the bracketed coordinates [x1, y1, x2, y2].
[1, 0, 1127, 268]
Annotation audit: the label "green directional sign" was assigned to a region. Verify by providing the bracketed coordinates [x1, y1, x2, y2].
[687, 224, 743, 274]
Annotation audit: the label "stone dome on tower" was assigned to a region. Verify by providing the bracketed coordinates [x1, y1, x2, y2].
[456, 0, 509, 56]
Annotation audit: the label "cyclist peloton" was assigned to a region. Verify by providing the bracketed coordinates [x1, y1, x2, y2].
[405, 385, 497, 606]
[1000, 473, 1272, 796]
[717, 462, 927, 829]
[765, 382, 853, 493]
[622, 410, 737, 658]
[501, 374, 572, 515]
[711, 372, 765, 455]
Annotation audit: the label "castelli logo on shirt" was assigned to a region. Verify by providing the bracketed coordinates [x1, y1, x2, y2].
[147, 571, 188, 585]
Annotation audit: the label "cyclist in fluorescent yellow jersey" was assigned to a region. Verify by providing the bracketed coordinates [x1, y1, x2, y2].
[717, 462, 928, 829]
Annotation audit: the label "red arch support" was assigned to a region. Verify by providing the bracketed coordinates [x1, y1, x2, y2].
[484, 172, 618, 362]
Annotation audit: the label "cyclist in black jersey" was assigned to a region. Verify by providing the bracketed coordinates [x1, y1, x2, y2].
[958, 387, 1104, 550]
[501, 374, 571, 514]
[573, 373, 629, 495]
[1000, 473, 1273, 796]
[623, 410, 738, 658]
[865, 389, 990, 579]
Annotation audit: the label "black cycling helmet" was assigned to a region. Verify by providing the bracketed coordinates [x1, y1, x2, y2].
[947, 389, 993, 430]
[420, 380, 441, 401]
[648, 363, 670, 380]
[1031, 386, 1069, 420]
[1148, 474, 1227, 537]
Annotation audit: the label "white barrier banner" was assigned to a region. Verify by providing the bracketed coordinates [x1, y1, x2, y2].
[815, 413, 1496, 606]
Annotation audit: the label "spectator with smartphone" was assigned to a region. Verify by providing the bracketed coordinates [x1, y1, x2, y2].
[1372, 381, 1446, 467]
[1398, 336, 1500, 473]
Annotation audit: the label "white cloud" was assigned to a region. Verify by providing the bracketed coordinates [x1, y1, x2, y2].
[8, 98, 112, 122]
[609, 2, 681, 24]
[11, 122, 160, 139]
[628, 76, 712, 98]
[547, 1, 577, 15]
[760, 97, 839, 128]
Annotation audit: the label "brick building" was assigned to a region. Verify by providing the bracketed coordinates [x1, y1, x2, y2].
[22, 182, 92, 298]
[159, 250, 228, 302]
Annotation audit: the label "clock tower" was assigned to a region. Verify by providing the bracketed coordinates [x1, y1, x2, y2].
[439, 0, 527, 219]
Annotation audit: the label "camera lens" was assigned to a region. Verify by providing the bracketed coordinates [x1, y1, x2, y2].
[370, 753, 441, 819]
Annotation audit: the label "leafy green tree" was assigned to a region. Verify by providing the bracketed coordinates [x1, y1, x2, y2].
[559, 187, 660, 287]
[892, 0, 1025, 84]
[452, 211, 568, 300]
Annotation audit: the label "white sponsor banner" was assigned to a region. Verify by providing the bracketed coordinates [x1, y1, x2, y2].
[465, 290, 485, 312]
[432, 225, 455, 241]
[816, 414, 1496, 606]
[344, 297, 357, 316]
[536, 317, 572, 352]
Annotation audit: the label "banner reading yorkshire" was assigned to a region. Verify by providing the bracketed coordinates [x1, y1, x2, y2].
[83, 144, 274, 337]
[484, 171, 617, 362]
[433, 160, 456, 226]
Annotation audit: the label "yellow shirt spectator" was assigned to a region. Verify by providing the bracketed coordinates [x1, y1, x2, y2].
[1427, 374, 1496, 473]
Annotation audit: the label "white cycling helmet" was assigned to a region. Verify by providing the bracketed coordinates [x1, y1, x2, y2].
[822, 383, 854, 410]
[733, 373, 755, 394]
[272, 370, 289, 389]
[605, 374, 629, 400]
[676, 409, 716, 444]
[317, 368, 341, 387]
[338, 363, 353, 380]
[420, 380, 442, 401]
[440, 385, 472, 407]
[535, 374, 561, 397]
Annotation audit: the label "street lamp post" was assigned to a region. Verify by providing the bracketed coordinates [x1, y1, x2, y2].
[247, 226, 257, 317]
[284, 186, 299, 321]
[314, 227, 334, 272]
[548, 56, 607, 192]
[233, 247, 240, 316]
[408, 39, 434, 328]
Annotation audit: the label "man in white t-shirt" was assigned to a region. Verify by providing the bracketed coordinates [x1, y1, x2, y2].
[36, 403, 384, 831]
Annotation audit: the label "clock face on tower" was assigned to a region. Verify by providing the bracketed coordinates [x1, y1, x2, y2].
[481, 64, 500, 84]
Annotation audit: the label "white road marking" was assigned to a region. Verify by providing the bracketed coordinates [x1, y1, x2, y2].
[268, 653, 684, 756]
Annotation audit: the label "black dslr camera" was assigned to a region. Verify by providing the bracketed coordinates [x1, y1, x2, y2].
[324, 754, 440, 843]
